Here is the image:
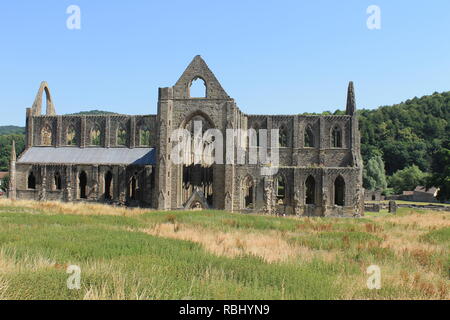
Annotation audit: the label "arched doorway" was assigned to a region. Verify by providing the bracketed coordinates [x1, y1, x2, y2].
[79, 171, 87, 199]
[105, 171, 113, 200]
[181, 112, 214, 207]
[54, 172, 62, 190]
[28, 171, 36, 189]
[129, 172, 139, 201]
[334, 176, 345, 206]
[243, 176, 254, 209]
[305, 175, 316, 205]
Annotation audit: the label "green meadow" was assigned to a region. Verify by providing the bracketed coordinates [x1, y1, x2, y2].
[0, 200, 448, 300]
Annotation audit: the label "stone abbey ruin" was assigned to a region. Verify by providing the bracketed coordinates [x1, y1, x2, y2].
[8, 56, 364, 216]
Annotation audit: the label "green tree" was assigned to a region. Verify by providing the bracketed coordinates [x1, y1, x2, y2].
[0, 134, 25, 171]
[363, 155, 387, 191]
[427, 140, 450, 201]
[359, 91, 450, 175]
[388, 165, 428, 194]
[0, 175, 9, 192]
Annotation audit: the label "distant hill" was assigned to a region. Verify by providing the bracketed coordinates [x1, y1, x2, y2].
[0, 126, 25, 135]
[359, 91, 450, 175]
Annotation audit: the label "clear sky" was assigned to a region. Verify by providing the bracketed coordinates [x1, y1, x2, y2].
[1, 0, 450, 125]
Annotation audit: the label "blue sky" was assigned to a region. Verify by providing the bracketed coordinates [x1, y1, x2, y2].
[1, 0, 450, 125]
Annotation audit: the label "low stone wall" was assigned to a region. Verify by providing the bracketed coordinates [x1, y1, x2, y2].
[365, 202, 450, 212]
[364, 203, 381, 212]
[398, 204, 450, 212]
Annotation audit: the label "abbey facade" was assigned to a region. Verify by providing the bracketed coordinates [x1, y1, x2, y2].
[8, 56, 364, 216]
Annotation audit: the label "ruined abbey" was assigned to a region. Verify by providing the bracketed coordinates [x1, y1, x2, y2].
[8, 56, 364, 216]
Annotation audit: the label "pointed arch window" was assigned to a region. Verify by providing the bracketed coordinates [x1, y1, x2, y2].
[41, 125, 52, 146]
[139, 127, 151, 146]
[189, 77, 207, 98]
[305, 175, 316, 205]
[117, 126, 127, 146]
[334, 176, 345, 206]
[304, 127, 314, 148]
[66, 125, 77, 146]
[279, 126, 288, 147]
[332, 126, 342, 148]
[90, 126, 101, 146]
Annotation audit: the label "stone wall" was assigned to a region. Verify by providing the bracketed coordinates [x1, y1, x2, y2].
[29, 114, 157, 149]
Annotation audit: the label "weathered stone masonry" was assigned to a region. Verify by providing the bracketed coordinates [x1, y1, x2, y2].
[9, 56, 364, 216]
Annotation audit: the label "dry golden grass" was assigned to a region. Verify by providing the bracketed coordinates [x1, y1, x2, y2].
[140, 223, 337, 263]
[0, 199, 448, 299]
[383, 210, 450, 229]
[81, 264, 150, 300]
[0, 248, 55, 274]
[0, 199, 148, 216]
[0, 248, 153, 300]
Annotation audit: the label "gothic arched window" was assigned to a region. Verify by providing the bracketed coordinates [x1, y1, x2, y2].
[332, 126, 342, 148]
[189, 77, 206, 98]
[304, 127, 314, 148]
[41, 125, 52, 146]
[117, 126, 127, 146]
[139, 127, 151, 146]
[66, 125, 77, 146]
[279, 126, 288, 147]
[90, 126, 101, 146]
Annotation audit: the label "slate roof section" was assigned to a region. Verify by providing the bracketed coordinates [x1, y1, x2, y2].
[17, 147, 156, 165]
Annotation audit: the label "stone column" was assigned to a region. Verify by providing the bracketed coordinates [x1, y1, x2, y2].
[8, 140, 17, 200]
[319, 117, 326, 165]
[145, 166, 153, 206]
[105, 116, 111, 148]
[155, 87, 173, 210]
[321, 169, 329, 216]
[130, 116, 136, 148]
[56, 116, 62, 147]
[80, 116, 87, 148]
[26, 108, 34, 148]
[65, 165, 73, 202]
[39, 166, 47, 201]
[91, 165, 99, 200]
[118, 165, 126, 205]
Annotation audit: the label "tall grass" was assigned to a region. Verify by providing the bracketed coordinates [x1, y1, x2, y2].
[0, 199, 448, 300]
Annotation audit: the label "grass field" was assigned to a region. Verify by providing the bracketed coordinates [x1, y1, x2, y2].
[0, 199, 448, 300]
